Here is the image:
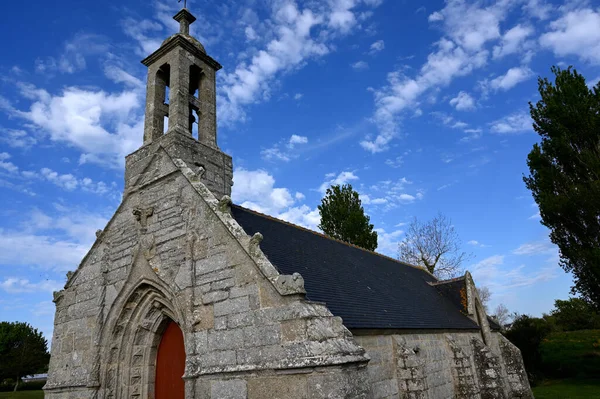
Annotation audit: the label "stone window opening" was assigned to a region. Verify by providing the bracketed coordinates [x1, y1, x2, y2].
[155, 64, 171, 135]
[189, 65, 203, 140]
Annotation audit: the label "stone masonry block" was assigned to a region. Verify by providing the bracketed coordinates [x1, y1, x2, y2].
[247, 375, 308, 399]
[210, 379, 247, 399]
[197, 268, 235, 286]
[202, 290, 229, 304]
[281, 319, 307, 342]
[208, 329, 244, 351]
[214, 296, 250, 317]
[227, 312, 253, 329]
[243, 325, 280, 347]
[196, 252, 228, 275]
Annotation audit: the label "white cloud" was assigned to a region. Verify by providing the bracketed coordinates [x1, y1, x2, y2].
[428, 0, 506, 51]
[0, 207, 107, 272]
[41, 168, 78, 191]
[21, 167, 116, 196]
[468, 240, 489, 248]
[489, 66, 534, 91]
[261, 134, 309, 161]
[0, 230, 88, 271]
[364, 177, 423, 209]
[0, 152, 19, 173]
[277, 205, 320, 231]
[449, 91, 475, 111]
[0, 129, 37, 149]
[461, 128, 482, 142]
[540, 8, 600, 64]
[351, 61, 369, 70]
[361, 0, 523, 152]
[369, 40, 385, 54]
[294, 93, 303, 100]
[318, 171, 359, 193]
[11, 84, 143, 168]
[523, 0, 553, 20]
[232, 168, 318, 230]
[385, 156, 403, 168]
[362, 39, 487, 152]
[513, 240, 557, 256]
[35, 34, 109, 74]
[470, 254, 558, 294]
[493, 24, 535, 59]
[104, 65, 144, 88]
[428, 11, 444, 22]
[233, 168, 294, 214]
[373, 228, 404, 257]
[490, 111, 533, 134]
[219, 0, 381, 125]
[121, 18, 164, 56]
[245, 26, 258, 41]
[431, 112, 469, 129]
[288, 134, 308, 146]
[0, 278, 64, 294]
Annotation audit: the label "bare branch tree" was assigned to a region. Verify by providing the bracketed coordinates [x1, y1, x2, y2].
[493, 304, 511, 329]
[398, 212, 471, 279]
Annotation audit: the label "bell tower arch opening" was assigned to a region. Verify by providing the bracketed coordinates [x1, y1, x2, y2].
[189, 64, 203, 140]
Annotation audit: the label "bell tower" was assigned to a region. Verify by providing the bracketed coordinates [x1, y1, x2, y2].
[125, 6, 232, 199]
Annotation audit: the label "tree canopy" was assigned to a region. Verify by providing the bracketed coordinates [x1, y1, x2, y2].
[398, 212, 470, 279]
[550, 297, 600, 331]
[318, 184, 378, 251]
[524, 66, 600, 308]
[0, 321, 50, 390]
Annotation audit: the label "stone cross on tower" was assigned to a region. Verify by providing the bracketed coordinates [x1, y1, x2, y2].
[126, 6, 233, 200]
[141, 6, 221, 147]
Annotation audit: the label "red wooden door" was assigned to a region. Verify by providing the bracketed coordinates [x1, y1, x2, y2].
[155, 321, 185, 399]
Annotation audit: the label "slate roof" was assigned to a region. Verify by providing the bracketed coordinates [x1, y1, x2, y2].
[231, 205, 480, 330]
[431, 278, 468, 313]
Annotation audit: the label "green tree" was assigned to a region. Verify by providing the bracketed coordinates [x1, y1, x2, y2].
[550, 297, 600, 331]
[524, 66, 600, 308]
[318, 184, 378, 251]
[0, 321, 50, 391]
[505, 314, 554, 382]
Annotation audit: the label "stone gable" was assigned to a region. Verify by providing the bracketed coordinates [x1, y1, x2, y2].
[46, 152, 371, 399]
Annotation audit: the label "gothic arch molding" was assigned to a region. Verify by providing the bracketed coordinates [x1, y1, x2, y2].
[99, 280, 185, 399]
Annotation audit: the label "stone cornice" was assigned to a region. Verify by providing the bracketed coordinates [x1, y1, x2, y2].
[141, 35, 222, 71]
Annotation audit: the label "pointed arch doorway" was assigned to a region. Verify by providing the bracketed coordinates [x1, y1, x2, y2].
[155, 321, 186, 399]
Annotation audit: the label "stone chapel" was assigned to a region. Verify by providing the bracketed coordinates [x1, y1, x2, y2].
[45, 6, 533, 399]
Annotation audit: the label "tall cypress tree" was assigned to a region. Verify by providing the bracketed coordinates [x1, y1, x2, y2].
[524, 66, 600, 308]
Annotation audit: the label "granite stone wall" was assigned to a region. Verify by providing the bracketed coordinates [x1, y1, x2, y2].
[45, 151, 370, 399]
[354, 331, 532, 399]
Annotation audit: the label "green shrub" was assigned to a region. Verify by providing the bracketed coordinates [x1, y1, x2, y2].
[540, 329, 600, 379]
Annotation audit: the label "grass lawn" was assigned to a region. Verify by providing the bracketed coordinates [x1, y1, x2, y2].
[533, 379, 600, 398]
[0, 392, 43, 399]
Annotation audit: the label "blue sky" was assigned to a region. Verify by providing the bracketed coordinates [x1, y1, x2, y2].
[1, 0, 599, 341]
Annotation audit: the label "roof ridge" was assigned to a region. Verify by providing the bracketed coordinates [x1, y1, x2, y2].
[429, 276, 466, 286]
[231, 204, 435, 277]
